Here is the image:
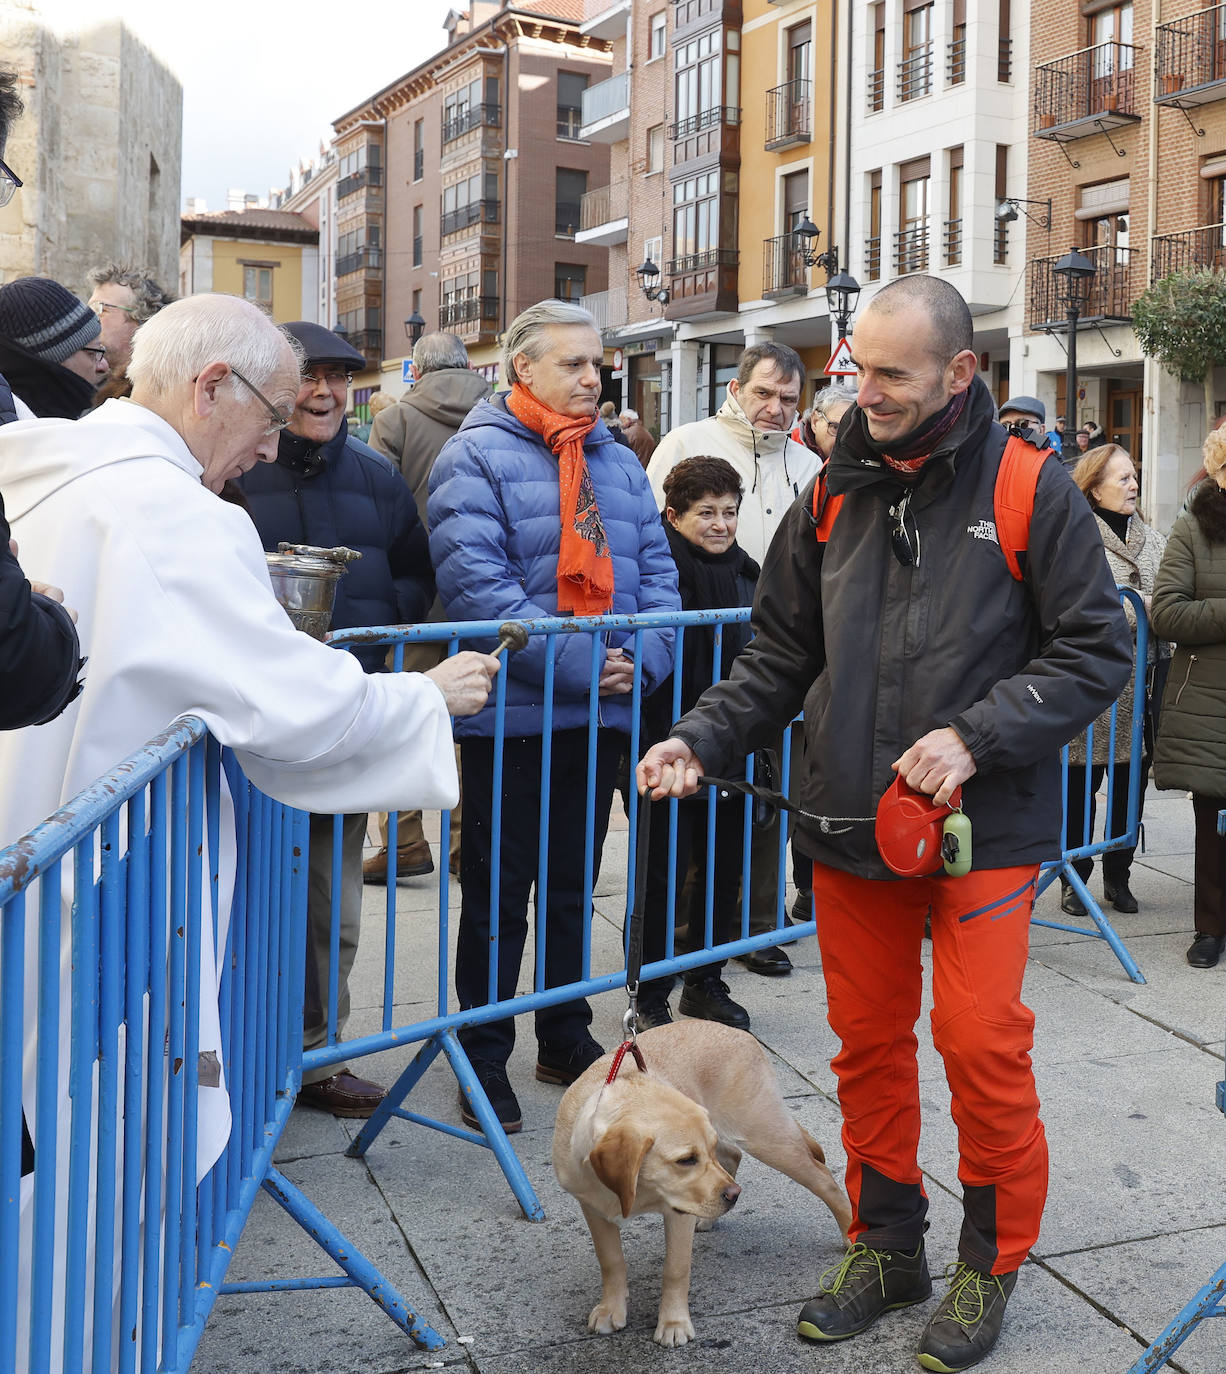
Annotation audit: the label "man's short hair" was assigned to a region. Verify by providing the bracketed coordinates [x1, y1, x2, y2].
[662, 455, 743, 514]
[413, 330, 469, 377]
[127, 293, 302, 400]
[619, 408, 639, 423]
[737, 341, 804, 390]
[812, 383, 858, 420]
[865, 275, 974, 362]
[0, 68, 22, 153]
[85, 264, 176, 324]
[502, 299, 598, 384]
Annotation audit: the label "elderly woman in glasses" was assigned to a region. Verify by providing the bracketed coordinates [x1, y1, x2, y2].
[801, 383, 858, 460]
[1060, 444, 1167, 918]
[0, 277, 109, 418]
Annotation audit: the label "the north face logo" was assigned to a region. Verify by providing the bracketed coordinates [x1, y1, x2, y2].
[967, 519, 999, 545]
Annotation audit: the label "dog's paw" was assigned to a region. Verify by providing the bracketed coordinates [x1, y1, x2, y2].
[588, 1299, 627, 1335]
[653, 1315, 695, 1347]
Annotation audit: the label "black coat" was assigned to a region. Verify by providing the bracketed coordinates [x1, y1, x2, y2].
[671, 375, 1133, 878]
[0, 338, 96, 419]
[238, 421, 434, 673]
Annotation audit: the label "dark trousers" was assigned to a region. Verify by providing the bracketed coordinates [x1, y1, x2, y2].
[640, 795, 746, 1005]
[1192, 794, 1226, 939]
[455, 727, 620, 1066]
[1065, 761, 1145, 886]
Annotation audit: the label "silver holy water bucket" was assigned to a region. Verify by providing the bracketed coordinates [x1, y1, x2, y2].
[265, 542, 362, 640]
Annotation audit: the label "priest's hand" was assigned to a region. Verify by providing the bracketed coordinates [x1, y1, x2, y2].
[636, 738, 706, 800]
[424, 650, 500, 717]
[9, 537, 78, 623]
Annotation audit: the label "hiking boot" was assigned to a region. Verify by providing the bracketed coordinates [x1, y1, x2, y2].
[678, 975, 751, 1031]
[797, 1241, 931, 1342]
[1059, 880, 1085, 917]
[916, 1263, 1018, 1372]
[635, 1000, 673, 1031]
[458, 1060, 522, 1134]
[535, 1033, 604, 1086]
[362, 841, 434, 884]
[1104, 879, 1139, 914]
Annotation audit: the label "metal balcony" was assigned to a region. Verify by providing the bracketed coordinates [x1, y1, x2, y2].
[668, 105, 739, 140]
[763, 234, 809, 297]
[864, 235, 881, 281]
[579, 72, 630, 143]
[1027, 245, 1135, 331]
[943, 218, 962, 268]
[1154, 5, 1226, 110]
[867, 66, 884, 113]
[438, 296, 499, 330]
[442, 104, 500, 145]
[336, 248, 383, 278]
[337, 165, 382, 201]
[947, 36, 967, 85]
[894, 223, 929, 275]
[765, 80, 811, 150]
[898, 44, 933, 101]
[576, 183, 629, 246]
[440, 200, 500, 239]
[579, 285, 629, 333]
[1151, 224, 1226, 278]
[1033, 42, 1140, 142]
[345, 329, 382, 357]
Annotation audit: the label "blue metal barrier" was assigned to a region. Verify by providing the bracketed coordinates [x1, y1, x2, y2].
[0, 716, 443, 1372]
[1032, 587, 1150, 983]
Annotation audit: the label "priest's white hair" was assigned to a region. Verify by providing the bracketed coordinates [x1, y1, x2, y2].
[127, 293, 304, 399]
[502, 299, 597, 385]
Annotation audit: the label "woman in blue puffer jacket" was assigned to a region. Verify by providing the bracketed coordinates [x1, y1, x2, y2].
[428, 300, 679, 1132]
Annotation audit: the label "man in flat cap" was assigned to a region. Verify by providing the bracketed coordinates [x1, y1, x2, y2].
[238, 321, 435, 1117]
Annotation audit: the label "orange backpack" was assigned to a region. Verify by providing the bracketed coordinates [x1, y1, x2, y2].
[811, 434, 1049, 582]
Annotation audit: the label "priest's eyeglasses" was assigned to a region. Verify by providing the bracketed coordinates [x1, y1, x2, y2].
[0, 158, 22, 209]
[889, 491, 920, 568]
[230, 366, 294, 435]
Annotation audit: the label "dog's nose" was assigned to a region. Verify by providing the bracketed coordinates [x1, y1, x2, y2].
[722, 1182, 742, 1208]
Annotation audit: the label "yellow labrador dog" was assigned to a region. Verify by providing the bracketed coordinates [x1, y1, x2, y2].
[552, 1020, 851, 1347]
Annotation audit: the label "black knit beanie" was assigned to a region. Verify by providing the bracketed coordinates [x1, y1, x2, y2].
[0, 277, 100, 363]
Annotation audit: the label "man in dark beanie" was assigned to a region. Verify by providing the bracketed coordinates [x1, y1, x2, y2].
[238, 320, 434, 1118]
[0, 276, 108, 418]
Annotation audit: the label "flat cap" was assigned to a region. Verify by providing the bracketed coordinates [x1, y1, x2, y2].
[998, 394, 1046, 424]
[281, 321, 365, 369]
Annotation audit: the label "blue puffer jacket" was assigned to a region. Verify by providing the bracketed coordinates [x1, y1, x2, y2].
[428, 394, 679, 737]
[239, 421, 433, 673]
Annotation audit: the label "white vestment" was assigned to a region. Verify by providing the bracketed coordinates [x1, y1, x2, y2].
[0, 399, 458, 1368]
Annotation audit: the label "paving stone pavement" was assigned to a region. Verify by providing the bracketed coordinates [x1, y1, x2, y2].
[193, 788, 1225, 1374]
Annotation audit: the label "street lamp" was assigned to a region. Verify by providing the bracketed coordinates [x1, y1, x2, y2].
[1052, 247, 1097, 432]
[635, 257, 670, 305]
[795, 216, 822, 266]
[404, 310, 425, 343]
[825, 268, 862, 340]
[995, 197, 1052, 229]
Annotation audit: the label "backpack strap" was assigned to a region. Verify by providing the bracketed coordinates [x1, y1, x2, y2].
[994, 434, 1050, 582]
[811, 466, 843, 543]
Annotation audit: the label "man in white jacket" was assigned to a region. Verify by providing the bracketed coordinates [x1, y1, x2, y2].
[646, 341, 818, 973]
[0, 292, 497, 1369]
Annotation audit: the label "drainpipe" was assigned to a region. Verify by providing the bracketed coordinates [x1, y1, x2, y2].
[1143, 0, 1161, 518]
[501, 31, 511, 344]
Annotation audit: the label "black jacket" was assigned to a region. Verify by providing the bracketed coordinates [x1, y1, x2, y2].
[671, 375, 1133, 878]
[0, 338, 96, 419]
[238, 421, 434, 673]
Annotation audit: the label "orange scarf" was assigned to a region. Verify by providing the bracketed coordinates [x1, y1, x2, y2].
[506, 383, 614, 615]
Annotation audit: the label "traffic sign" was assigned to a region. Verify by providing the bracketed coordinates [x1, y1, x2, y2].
[824, 337, 856, 376]
[402, 358, 417, 387]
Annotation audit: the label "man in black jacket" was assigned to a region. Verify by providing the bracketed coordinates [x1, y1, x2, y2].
[639, 275, 1131, 1372]
[239, 321, 434, 1118]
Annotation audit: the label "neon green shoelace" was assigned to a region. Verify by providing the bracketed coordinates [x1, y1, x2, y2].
[819, 1242, 889, 1297]
[941, 1262, 1003, 1329]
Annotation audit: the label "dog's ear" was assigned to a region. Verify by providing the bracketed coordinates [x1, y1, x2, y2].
[588, 1123, 655, 1218]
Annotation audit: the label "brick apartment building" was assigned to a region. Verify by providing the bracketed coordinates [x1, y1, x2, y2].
[1020, 0, 1226, 527]
[331, 0, 611, 395]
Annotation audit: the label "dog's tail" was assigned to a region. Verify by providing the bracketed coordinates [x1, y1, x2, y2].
[799, 1125, 827, 1165]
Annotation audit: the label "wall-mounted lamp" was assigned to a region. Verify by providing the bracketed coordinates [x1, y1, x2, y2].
[995, 197, 1052, 229]
[635, 257, 670, 305]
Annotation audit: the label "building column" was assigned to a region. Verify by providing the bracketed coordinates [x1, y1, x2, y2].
[669, 337, 701, 428]
[742, 323, 775, 349]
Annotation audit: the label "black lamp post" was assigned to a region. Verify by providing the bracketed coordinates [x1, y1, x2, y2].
[404, 310, 426, 344]
[1051, 247, 1097, 432]
[635, 257, 669, 305]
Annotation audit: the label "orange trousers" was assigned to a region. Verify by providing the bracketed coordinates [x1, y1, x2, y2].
[812, 860, 1047, 1275]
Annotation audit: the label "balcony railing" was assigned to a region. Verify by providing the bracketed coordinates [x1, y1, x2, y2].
[1028, 245, 1135, 330]
[337, 165, 382, 201]
[439, 296, 499, 330]
[580, 71, 630, 128]
[894, 223, 929, 275]
[666, 246, 738, 275]
[868, 66, 885, 112]
[440, 199, 500, 238]
[579, 182, 628, 232]
[1152, 224, 1226, 278]
[898, 44, 933, 101]
[998, 36, 1013, 83]
[578, 285, 628, 333]
[345, 329, 382, 355]
[943, 218, 962, 267]
[947, 35, 966, 85]
[413, 148, 424, 181]
[1154, 5, 1226, 106]
[336, 247, 383, 277]
[412, 235, 422, 266]
[763, 234, 810, 296]
[1034, 41, 1140, 138]
[865, 235, 882, 280]
[557, 107, 583, 138]
[668, 106, 739, 139]
[442, 103, 500, 145]
[994, 218, 1008, 265]
[765, 79, 811, 149]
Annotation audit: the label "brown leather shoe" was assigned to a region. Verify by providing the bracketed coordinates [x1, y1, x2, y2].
[361, 841, 435, 884]
[298, 1070, 389, 1118]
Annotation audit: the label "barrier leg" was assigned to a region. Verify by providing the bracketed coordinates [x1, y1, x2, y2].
[346, 1033, 446, 1158]
[1124, 1261, 1226, 1373]
[259, 1166, 446, 1350]
[1031, 862, 1146, 985]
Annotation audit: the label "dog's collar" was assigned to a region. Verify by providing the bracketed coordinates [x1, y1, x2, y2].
[605, 1039, 647, 1085]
